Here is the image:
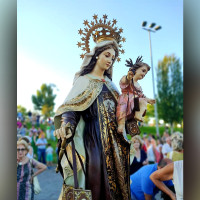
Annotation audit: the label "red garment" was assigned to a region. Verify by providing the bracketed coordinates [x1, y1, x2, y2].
[116, 76, 146, 122]
[142, 144, 147, 153]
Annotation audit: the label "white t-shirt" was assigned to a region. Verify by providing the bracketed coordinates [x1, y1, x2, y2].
[173, 160, 183, 200]
[162, 143, 172, 158]
[46, 146, 53, 155]
[147, 144, 155, 162]
[156, 144, 163, 152]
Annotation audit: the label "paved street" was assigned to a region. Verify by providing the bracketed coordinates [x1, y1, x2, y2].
[35, 166, 62, 200]
[34, 165, 163, 200]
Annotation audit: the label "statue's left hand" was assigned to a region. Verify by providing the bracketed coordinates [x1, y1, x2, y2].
[53, 122, 72, 140]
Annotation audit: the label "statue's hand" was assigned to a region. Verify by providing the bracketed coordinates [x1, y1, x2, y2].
[53, 122, 73, 140]
[127, 71, 134, 81]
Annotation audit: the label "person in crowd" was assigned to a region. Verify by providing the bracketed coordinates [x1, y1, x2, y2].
[130, 135, 148, 175]
[150, 160, 183, 200]
[130, 158, 173, 200]
[27, 111, 32, 123]
[31, 131, 38, 159]
[161, 131, 169, 144]
[46, 123, 51, 140]
[156, 137, 164, 163]
[36, 133, 47, 164]
[32, 114, 37, 126]
[141, 133, 148, 153]
[17, 112, 23, 121]
[55, 143, 59, 163]
[167, 132, 183, 161]
[147, 136, 156, 164]
[37, 128, 45, 138]
[19, 124, 27, 136]
[19, 136, 34, 159]
[162, 136, 173, 158]
[46, 143, 54, 168]
[17, 119, 22, 129]
[50, 122, 55, 141]
[17, 134, 22, 141]
[17, 140, 47, 200]
[36, 114, 40, 127]
[29, 125, 37, 138]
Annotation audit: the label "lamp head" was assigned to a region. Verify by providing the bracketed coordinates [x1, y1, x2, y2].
[142, 21, 147, 27]
[155, 25, 162, 31]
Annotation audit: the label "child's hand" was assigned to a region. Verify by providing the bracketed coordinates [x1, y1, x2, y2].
[127, 71, 134, 81]
[147, 98, 156, 105]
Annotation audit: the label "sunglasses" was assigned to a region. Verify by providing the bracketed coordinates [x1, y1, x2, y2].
[17, 148, 26, 152]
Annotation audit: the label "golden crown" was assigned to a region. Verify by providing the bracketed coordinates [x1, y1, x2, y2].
[77, 14, 126, 62]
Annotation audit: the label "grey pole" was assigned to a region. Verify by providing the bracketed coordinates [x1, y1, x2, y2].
[148, 30, 159, 136]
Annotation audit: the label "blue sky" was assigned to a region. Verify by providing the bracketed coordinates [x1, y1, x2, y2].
[17, 0, 183, 112]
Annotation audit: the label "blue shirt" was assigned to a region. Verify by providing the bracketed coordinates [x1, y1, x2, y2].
[130, 163, 173, 200]
[36, 138, 47, 149]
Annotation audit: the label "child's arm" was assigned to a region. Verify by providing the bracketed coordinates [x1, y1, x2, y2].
[121, 71, 134, 84]
[145, 98, 156, 105]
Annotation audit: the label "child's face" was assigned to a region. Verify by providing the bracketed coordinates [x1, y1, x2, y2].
[135, 66, 148, 80]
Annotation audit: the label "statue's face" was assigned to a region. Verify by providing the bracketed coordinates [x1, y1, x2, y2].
[96, 48, 116, 72]
[135, 66, 148, 80]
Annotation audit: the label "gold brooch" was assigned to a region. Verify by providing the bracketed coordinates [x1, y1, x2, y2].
[77, 14, 126, 62]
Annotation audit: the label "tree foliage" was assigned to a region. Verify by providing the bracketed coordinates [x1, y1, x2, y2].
[144, 104, 155, 124]
[156, 55, 183, 131]
[17, 105, 27, 116]
[32, 84, 57, 118]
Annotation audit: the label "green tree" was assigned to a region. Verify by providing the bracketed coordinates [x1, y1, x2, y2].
[32, 84, 57, 119]
[143, 104, 155, 124]
[156, 55, 183, 133]
[17, 105, 27, 116]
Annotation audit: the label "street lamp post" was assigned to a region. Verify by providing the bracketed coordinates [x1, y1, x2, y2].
[142, 21, 162, 136]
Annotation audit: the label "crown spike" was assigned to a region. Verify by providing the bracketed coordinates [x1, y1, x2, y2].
[77, 42, 85, 48]
[107, 21, 111, 26]
[119, 28, 123, 33]
[78, 29, 83, 35]
[112, 19, 117, 27]
[121, 37, 126, 42]
[84, 28, 89, 32]
[93, 14, 98, 23]
[77, 14, 125, 61]
[99, 19, 103, 24]
[103, 14, 108, 24]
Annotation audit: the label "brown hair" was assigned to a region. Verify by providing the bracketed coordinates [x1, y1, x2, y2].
[125, 56, 150, 75]
[77, 44, 119, 80]
[131, 135, 143, 149]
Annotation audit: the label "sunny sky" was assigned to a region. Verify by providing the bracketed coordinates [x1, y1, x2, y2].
[17, 0, 183, 112]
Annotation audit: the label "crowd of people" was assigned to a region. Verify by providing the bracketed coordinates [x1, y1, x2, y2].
[17, 110, 184, 200]
[130, 131, 184, 200]
[17, 115, 57, 165]
[17, 113, 59, 200]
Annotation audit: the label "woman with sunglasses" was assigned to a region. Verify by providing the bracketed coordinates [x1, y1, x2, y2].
[17, 140, 47, 200]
